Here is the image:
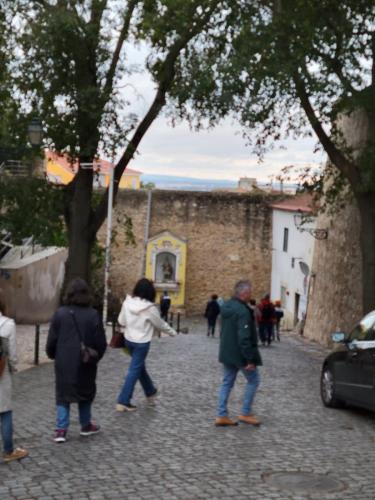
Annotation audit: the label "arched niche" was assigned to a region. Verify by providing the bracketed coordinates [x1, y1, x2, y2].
[155, 251, 177, 283]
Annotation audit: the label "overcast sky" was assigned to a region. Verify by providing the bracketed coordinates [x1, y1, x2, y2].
[117, 47, 325, 182]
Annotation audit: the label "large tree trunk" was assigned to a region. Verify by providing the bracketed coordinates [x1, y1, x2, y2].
[356, 191, 375, 315]
[64, 163, 95, 285]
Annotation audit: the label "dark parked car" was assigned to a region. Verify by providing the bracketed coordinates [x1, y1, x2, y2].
[321, 311, 375, 411]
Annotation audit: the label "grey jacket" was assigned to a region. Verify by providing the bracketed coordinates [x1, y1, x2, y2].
[0, 314, 17, 413]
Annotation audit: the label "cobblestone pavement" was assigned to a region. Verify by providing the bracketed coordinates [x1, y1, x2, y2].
[15, 325, 50, 372]
[1, 319, 375, 499]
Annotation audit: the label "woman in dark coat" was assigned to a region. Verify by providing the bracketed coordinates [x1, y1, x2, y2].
[204, 294, 221, 337]
[46, 278, 107, 443]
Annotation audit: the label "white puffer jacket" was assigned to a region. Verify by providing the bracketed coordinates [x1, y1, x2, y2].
[0, 314, 17, 413]
[118, 295, 177, 343]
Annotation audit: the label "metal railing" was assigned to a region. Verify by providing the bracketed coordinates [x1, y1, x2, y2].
[0, 160, 33, 177]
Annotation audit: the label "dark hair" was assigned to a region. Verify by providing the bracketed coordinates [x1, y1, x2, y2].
[0, 289, 8, 315]
[133, 278, 156, 303]
[211, 294, 218, 300]
[64, 278, 92, 307]
[249, 299, 256, 306]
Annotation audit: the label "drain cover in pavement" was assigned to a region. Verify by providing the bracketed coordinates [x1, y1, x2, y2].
[263, 472, 346, 494]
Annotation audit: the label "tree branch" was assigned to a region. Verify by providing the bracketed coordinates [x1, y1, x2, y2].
[103, 0, 139, 97]
[90, 2, 219, 235]
[293, 71, 360, 186]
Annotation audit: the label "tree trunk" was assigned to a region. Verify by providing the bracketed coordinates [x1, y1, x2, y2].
[356, 191, 375, 315]
[64, 162, 95, 285]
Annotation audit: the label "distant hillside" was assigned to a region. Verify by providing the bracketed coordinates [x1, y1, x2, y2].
[141, 173, 296, 192]
[141, 174, 238, 191]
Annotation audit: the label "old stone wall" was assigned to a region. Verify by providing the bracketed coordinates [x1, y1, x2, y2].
[304, 109, 367, 345]
[100, 190, 274, 314]
[303, 202, 362, 345]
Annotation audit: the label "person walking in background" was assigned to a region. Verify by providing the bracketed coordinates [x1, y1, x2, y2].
[215, 280, 262, 427]
[274, 300, 284, 341]
[204, 294, 221, 337]
[0, 290, 28, 463]
[46, 278, 107, 443]
[258, 294, 276, 346]
[160, 290, 171, 322]
[249, 299, 261, 338]
[117, 279, 177, 412]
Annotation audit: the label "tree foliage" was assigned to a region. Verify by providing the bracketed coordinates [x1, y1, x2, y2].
[170, 0, 375, 189]
[0, 177, 66, 246]
[3, 0, 231, 283]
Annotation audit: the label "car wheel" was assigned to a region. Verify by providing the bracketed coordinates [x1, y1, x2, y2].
[320, 366, 344, 408]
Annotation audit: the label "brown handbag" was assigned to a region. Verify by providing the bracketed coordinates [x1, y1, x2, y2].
[109, 327, 125, 348]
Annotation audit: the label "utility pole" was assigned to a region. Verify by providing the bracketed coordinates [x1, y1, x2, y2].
[102, 159, 115, 327]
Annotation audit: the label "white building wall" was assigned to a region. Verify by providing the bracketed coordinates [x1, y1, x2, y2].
[271, 210, 316, 330]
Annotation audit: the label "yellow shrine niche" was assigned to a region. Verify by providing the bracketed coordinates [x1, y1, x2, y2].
[145, 231, 187, 309]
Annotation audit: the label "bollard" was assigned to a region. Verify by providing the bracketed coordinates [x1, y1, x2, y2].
[177, 313, 181, 333]
[34, 324, 40, 365]
[169, 312, 174, 327]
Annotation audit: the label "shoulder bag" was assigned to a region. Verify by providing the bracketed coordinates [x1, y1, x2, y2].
[70, 310, 99, 364]
[109, 324, 125, 348]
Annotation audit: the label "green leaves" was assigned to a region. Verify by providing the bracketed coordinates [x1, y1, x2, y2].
[0, 177, 67, 246]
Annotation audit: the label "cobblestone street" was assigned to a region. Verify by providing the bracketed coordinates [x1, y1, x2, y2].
[1, 320, 375, 499]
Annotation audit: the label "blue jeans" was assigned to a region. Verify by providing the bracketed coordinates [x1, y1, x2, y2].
[56, 401, 91, 430]
[117, 340, 156, 405]
[0, 411, 13, 454]
[217, 364, 260, 417]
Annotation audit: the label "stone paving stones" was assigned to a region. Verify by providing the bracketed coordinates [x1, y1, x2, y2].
[0, 324, 375, 498]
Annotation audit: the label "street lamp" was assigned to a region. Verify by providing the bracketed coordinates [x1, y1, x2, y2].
[27, 118, 43, 146]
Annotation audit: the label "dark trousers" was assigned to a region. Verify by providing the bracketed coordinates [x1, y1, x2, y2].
[259, 323, 274, 345]
[161, 309, 169, 321]
[207, 318, 217, 336]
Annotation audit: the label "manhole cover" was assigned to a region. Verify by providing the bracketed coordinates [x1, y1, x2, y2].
[263, 472, 346, 494]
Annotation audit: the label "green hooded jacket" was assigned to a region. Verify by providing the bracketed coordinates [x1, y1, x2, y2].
[219, 298, 262, 368]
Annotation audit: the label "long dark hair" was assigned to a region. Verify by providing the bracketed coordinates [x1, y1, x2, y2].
[132, 278, 156, 303]
[0, 289, 8, 315]
[64, 278, 92, 307]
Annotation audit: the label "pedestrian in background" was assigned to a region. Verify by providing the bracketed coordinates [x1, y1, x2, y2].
[204, 294, 221, 337]
[160, 290, 171, 321]
[46, 278, 107, 443]
[116, 278, 177, 412]
[249, 299, 261, 338]
[215, 280, 262, 427]
[274, 300, 284, 341]
[258, 294, 276, 346]
[0, 290, 28, 462]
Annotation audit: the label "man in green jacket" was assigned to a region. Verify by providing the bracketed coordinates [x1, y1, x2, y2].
[215, 280, 262, 427]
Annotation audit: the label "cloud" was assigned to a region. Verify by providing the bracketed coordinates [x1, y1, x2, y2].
[117, 46, 325, 182]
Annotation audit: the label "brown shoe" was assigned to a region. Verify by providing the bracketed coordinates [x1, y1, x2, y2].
[238, 415, 261, 426]
[215, 416, 238, 427]
[3, 447, 28, 463]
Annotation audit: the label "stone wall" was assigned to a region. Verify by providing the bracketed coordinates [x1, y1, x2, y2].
[303, 202, 362, 345]
[100, 190, 274, 314]
[304, 109, 367, 345]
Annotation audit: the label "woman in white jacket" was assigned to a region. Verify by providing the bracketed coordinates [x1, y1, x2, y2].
[0, 291, 28, 462]
[116, 279, 177, 412]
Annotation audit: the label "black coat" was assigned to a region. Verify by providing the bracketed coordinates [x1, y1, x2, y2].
[205, 300, 221, 321]
[46, 305, 107, 405]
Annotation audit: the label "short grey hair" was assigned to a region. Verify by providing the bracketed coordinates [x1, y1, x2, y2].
[234, 280, 252, 297]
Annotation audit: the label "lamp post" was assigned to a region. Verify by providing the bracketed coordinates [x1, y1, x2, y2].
[27, 118, 43, 146]
[102, 159, 115, 327]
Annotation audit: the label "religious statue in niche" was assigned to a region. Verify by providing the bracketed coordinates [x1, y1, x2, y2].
[155, 252, 176, 283]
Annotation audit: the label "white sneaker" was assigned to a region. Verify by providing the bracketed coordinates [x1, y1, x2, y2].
[147, 389, 158, 406]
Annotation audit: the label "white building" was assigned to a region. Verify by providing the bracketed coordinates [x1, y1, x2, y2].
[270, 194, 317, 330]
